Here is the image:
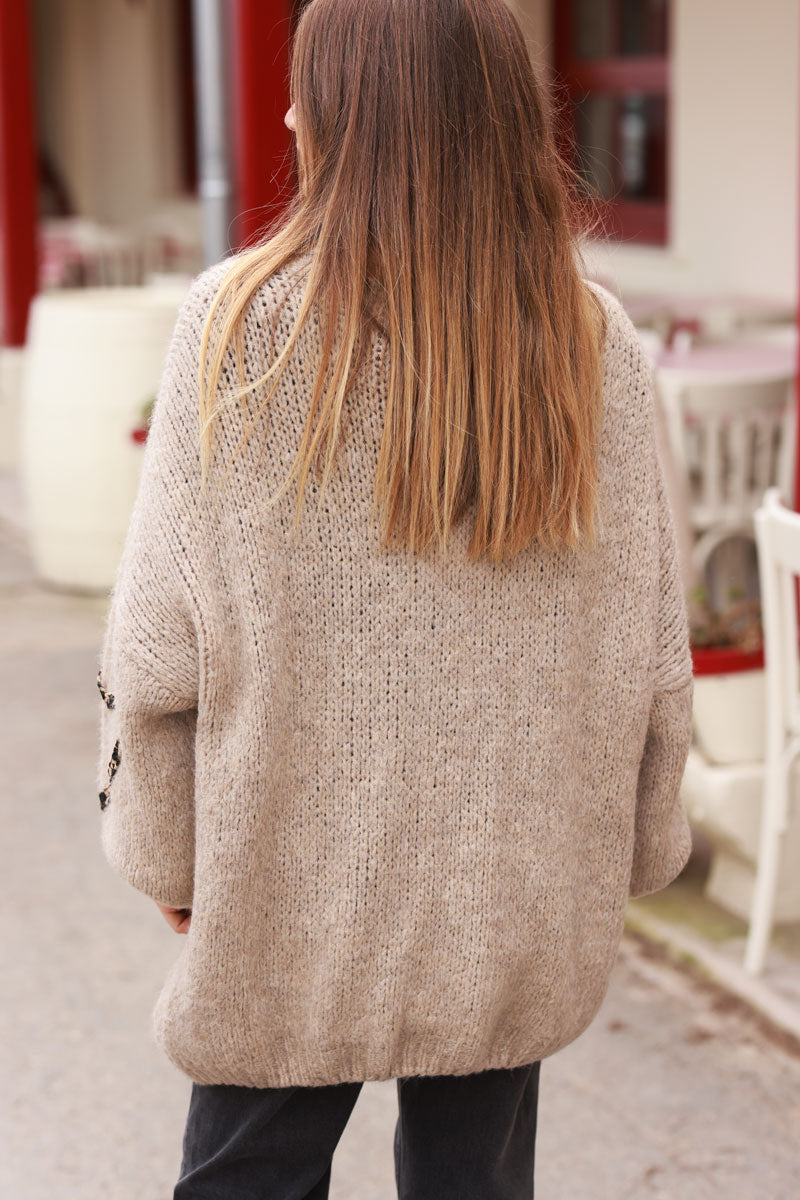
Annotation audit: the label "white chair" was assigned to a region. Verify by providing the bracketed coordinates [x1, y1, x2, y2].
[40, 216, 143, 288]
[745, 488, 800, 974]
[137, 197, 205, 280]
[724, 326, 799, 351]
[656, 369, 796, 582]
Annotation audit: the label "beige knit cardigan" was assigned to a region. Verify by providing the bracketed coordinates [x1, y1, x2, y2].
[97, 254, 694, 1088]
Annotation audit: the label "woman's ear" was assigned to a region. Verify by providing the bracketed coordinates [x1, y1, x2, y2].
[285, 104, 296, 132]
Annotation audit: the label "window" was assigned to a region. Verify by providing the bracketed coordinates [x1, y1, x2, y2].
[553, 0, 670, 245]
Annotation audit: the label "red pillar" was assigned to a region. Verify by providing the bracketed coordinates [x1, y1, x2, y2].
[0, 0, 38, 347]
[230, 0, 296, 251]
[796, 18, 800, 513]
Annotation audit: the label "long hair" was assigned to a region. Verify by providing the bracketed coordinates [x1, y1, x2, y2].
[198, 0, 608, 563]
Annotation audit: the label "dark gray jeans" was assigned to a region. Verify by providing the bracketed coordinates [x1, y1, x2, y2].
[173, 1060, 541, 1199]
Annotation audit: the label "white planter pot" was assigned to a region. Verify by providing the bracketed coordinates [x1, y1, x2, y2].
[20, 285, 188, 591]
[0, 347, 26, 472]
[691, 668, 765, 765]
[682, 747, 800, 921]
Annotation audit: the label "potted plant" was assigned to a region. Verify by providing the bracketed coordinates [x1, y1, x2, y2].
[130, 395, 155, 445]
[683, 576, 800, 923]
[689, 582, 765, 765]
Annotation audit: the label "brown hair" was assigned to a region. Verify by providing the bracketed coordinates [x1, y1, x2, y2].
[198, 0, 607, 562]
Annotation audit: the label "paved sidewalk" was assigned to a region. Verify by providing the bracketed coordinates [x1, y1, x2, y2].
[2, 525, 800, 1200]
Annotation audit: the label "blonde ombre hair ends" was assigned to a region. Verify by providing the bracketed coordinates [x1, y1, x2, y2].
[198, 0, 608, 563]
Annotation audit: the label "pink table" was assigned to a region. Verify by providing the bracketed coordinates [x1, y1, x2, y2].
[655, 342, 797, 381]
[622, 291, 797, 328]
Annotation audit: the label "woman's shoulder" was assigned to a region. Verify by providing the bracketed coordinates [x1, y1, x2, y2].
[582, 277, 656, 424]
[582, 278, 645, 358]
[178, 250, 312, 332]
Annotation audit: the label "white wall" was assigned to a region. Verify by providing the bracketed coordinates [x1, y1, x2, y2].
[513, 0, 799, 306]
[509, 0, 553, 79]
[33, 0, 187, 228]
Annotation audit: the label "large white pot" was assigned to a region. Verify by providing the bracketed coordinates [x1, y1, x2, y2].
[20, 285, 188, 591]
[691, 668, 765, 765]
[682, 747, 800, 921]
[0, 347, 26, 472]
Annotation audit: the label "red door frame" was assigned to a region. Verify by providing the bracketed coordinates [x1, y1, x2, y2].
[552, 0, 669, 246]
[230, 0, 297, 251]
[0, 0, 37, 347]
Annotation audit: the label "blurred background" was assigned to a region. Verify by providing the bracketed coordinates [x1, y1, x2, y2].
[2, 2, 800, 1198]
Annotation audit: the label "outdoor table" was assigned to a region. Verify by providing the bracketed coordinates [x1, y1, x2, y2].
[622, 292, 797, 341]
[654, 341, 798, 383]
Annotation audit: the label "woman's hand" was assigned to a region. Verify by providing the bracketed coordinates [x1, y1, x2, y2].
[156, 902, 192, 934]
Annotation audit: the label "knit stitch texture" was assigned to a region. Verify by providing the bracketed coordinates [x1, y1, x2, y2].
[97, 254, 694, 1087]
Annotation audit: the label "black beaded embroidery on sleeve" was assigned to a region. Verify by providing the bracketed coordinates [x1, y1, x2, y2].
[97, 669, 115, 710]
[99, 739, 121, 810]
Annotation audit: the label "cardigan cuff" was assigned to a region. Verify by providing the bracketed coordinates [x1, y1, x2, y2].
[97, 669, 197, 911]
[101, 813, 195, 910]
[629, 677, 694, 899]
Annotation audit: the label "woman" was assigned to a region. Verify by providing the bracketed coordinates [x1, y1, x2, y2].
[96, 0, 694, 1196]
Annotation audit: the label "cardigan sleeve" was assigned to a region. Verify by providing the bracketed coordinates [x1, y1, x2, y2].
[96, 282, 209, 911]
[629, 376, 695, 900]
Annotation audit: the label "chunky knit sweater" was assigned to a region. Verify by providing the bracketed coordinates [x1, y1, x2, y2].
[97, 254, 694, 1088]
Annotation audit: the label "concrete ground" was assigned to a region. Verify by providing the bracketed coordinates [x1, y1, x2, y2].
[627, 865, 800, 1046]
[2, 517, 800, 1200]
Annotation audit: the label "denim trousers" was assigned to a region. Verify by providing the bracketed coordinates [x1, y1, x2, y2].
[173, 1059, 541, 1199]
